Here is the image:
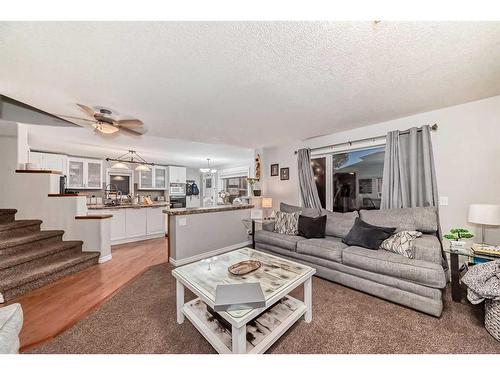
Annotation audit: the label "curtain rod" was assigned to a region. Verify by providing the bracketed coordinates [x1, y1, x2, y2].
[294, 123, 438, 155]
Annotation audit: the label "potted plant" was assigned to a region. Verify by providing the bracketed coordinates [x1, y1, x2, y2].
[246, 177, 259, 196]
[443, 228, 474, 250]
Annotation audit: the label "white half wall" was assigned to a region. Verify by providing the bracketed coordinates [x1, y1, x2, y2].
[261, 95, 500, 244]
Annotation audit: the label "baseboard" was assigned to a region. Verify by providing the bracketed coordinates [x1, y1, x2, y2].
[110, 232, 165, 246]
[98, 254, 113, 263]
[169, 241, 252, 266]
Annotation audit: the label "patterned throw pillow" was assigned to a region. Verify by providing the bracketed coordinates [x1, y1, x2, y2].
[380, 230, 422, 258]
[274, 211, 301, 235]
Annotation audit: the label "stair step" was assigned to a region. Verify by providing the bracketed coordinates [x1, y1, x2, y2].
[0, 251, 100, 302]
[0, 230, 64, 255]
[0, 220, 42, 239]
[0, 209, 17, 224]
[0, 240, 83, 271]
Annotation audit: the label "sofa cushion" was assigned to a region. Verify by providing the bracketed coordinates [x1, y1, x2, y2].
[413, 234, 443, 265]
[0, 303, 23, 354]
[359, 207, 438, 233]
[342, 246, 446, 288]
[321, 209, 359, 238]
[297, 237, 347, 263]
[280, 202, 321, 218]
[254, 230, 304, 251]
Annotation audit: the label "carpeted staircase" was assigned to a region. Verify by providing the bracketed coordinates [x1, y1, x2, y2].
[0, 209, 100, 303]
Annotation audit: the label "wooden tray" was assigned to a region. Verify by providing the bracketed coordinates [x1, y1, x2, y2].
[228, 260, 261, 276]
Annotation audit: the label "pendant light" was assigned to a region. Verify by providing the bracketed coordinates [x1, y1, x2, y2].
[200, 158, 217, 174]
[106, 150, 154, 170]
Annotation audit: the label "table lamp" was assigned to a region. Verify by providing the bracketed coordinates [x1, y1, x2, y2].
[468, 204, 500, 245]
[262, 197, 273, 220]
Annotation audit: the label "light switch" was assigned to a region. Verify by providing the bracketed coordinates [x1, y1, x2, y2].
[179, 218, 187, 226]
[439, 196, 449, 206]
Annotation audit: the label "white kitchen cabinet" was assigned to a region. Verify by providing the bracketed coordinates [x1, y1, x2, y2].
[29, 151, 67, 172]
[125, 208, 147, 239]
[138, 166, 168, 190]
[139, 169, 153, 189]
[154, 167, 167, 189]
[100, 209, 127, 242]
[168, 166, 186, 184]
[92, 206, 166, 245]
[67, 157, 103, 190]
[146, 206, 166, 235]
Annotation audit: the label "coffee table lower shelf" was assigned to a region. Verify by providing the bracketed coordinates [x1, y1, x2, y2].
[183, 295, 306, 354]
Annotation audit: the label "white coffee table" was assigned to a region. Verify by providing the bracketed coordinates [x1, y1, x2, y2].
[172, 247, 316, 354]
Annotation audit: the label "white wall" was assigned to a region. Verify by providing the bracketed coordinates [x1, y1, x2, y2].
[262, 95, 500, 244]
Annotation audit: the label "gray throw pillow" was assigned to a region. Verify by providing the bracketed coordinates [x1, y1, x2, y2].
[321, 209, 359, 238]
[380, 230, 422, 258]
[274, 211, 301, 235]
[280, 202, 321, 218]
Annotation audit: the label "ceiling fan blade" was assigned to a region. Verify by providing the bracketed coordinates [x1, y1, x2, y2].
[56, 114, 96, 122]
[77, 103, 96, 119]
[116, 119, 144, 128]
[119, 125, 147, 135]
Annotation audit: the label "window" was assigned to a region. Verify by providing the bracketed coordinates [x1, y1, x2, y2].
[221, 176, 248, 203]
[313, 146, 385, 212]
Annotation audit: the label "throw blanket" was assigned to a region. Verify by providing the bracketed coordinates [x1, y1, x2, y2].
[461, 261, 500, 304]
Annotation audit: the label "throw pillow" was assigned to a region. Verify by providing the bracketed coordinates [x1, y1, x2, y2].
[342, 217, 396, 250]
[274, 211, 301, 235]
[298, 215, 327, 239]
[380, 230, 422, 258]
[280, 202, 321, 218]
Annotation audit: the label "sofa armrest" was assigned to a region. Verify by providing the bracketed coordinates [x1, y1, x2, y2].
[413, 235, 443, 264]
[262, 221, 275, 232]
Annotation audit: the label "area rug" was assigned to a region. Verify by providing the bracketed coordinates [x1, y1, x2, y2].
[29, 263, 500, 354]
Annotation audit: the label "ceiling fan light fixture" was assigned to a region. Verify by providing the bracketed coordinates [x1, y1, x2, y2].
[93, 122, 119, 134]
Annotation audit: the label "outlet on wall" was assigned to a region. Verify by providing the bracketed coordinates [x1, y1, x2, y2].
[439, 196, 449, 206]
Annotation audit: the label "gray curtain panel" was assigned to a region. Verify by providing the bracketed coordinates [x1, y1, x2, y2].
[381, 125, 438, 209]
[297, 148, 322, 210]
[380, 125, 448, 271]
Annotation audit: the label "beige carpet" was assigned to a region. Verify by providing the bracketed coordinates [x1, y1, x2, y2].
[29, 263, 500, 354]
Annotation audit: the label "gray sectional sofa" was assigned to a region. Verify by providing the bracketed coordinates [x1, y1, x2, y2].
[255, 204, 447, 317]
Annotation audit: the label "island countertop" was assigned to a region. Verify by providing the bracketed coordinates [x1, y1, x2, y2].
[88, 202, 170, 210]
[163, 204, 254, 216]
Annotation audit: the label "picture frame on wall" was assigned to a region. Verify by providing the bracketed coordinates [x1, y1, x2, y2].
[270, 163, 279, 176]
[280, 167, 289, 180]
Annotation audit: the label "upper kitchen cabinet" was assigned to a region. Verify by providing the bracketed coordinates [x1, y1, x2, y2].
[138, 166, 168, 190]
[168, 166, 186, 184]
[67, 157, 103, 189]
[29, 151, 67, 173]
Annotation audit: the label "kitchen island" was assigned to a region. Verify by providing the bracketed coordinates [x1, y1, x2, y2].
[164, 204, 254, 266]
[89, 203, 169, 245]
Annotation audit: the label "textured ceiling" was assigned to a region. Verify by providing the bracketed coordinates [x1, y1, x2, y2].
[1, 21, 500, 148]
[25, 124, 254, 168]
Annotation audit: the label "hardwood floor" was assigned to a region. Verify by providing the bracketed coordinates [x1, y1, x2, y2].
[3, 237, 169, 352]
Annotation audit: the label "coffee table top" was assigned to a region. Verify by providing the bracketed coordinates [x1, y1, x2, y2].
[172, 248, 315, 318]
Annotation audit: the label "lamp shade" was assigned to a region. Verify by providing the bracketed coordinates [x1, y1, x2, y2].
[262, 197, 273, 209]
[468, 204, 500, 226]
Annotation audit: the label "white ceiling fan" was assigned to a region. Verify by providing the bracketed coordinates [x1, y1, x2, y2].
[59, 104, 146, 135]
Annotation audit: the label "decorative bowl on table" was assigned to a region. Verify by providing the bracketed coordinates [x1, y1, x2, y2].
[228, 260, 261, 276]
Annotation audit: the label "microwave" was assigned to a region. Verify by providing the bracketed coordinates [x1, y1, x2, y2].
[169, 183, 186, 196]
